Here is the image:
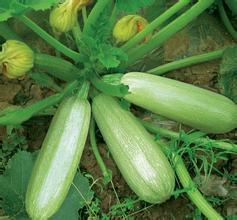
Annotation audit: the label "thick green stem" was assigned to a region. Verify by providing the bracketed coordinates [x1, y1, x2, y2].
[72, 21, 82, 51]
[77, 81, 90, 99]
[0, 22, 22, 40]
[108, 6, 118, 34]
[175, 158, 223, 219]
[82, 6, 88, 24]
[83, 0, 112, 35]
[121, 0, 191, 52]
[89, 73, 128, 97]
[140, 119, 237, 152]
[18, 15, 82, 62]
[155, 140, 223, 219]
[89, 118, 112, 184]
[158, 140, 223, 220]
[102, 73, 123, 85]
[0, 81, 78, 125]
[218, 0, 237, 41]
[122, 0, 215, 68]
[34, 53, 80, 81]
[147, 48, 225, 75]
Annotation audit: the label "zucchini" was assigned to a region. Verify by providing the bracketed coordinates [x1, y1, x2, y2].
[25, 84, 91, 219]
[120, 72, 237, 134]
[92, 94, 175, 203]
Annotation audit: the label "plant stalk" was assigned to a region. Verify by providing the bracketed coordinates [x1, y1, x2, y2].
[77, 81, 90, 99]
[147, 48, 224, 75]
[121, 0, 191, 51]
[89, 118, 112, 184]
[122, 0, 215, 68]
[34, 53, 80, 81]
[140, 119, 237, 152]
[218, 0, 237, 40]
[82, 6, 88, 24]
[72, 21, 82, 51]
[89, 73, 128, 97]
[158, 140, 223, 220]
[18, 15, 82, 62]
[108, 6, 119, 34]
[0, 81, 78, 125]
[83, 0, 112, 35]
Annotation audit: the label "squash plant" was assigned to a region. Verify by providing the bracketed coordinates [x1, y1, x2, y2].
[0, 0, 237, 219]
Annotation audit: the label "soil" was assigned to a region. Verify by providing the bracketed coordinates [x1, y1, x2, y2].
[0, 7, 237, 220]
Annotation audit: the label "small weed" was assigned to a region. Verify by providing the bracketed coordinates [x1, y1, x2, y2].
[0, 125, 28, 172]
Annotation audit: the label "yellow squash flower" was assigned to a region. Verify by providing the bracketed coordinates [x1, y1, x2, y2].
[49, 0, 91, 33]
[0, 40, 34, 79]
[113, 15, 149, 43]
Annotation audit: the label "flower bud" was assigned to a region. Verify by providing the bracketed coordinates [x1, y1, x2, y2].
[113, 15, 149, 43]
[49, 0, 92, 33]
[0, 40, 34, 79]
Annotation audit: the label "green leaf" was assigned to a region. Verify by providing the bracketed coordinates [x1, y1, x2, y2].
[0, 151, 94, 219]
[90, 73, 129, 97]
[85, 2, 112, 42]
[115, 0, 155, 12]
[51, 172, 94, 220]
[119, 99, 131, 111]
[0, 151, 36, 217]
[225, 0, 237, 16]
[0, 126, 28, 171]
[79, 36, 127, 69]
[219, 46, 237, 103]
[98, 44, 127, 69]
[0, 0, 60, 21]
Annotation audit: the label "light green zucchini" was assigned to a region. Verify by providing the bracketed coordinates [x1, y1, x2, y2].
[92, 94, 175, 204]
[25, 86, 91, 220]
[120, 72, 237, 134]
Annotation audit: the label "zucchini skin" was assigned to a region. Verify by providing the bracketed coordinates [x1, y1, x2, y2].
[26, 96, 91, 220]
[92, 94, 175, 203]
[121, 72, 237, 134]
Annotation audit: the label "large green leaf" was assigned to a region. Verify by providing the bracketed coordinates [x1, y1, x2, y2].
[0, 0, 60, 21]
[0, 151, 36, 217]
[79, 36, 127, 69]
[51, 171, 94, 220]
[0, 151, 94, 219]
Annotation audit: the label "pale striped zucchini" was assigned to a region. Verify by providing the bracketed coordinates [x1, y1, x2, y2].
[121, 72, 237, 133]
[92, 94, 175, 203]
[25, 89, 91, 219]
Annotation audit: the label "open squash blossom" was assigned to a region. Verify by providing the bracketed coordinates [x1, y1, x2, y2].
[113, 15, 149, 43]
[0, 40, 34, 79]
[49, 0, 91, 33]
